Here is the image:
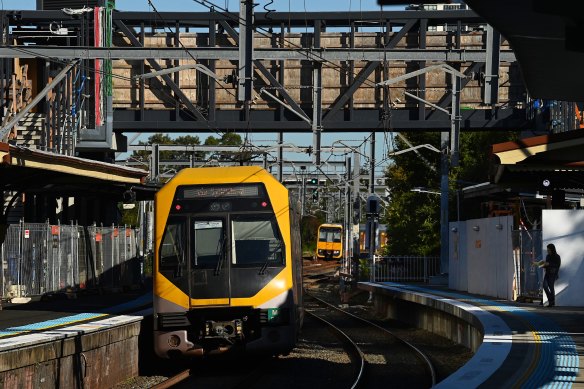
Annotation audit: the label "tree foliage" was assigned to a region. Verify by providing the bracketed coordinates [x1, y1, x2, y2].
[382, 130, 517, 256]
[383, 132, 441, 256]
[205, 132, 251, 164]
[300, 214, 325, 254]
[129, 132, 247, 173]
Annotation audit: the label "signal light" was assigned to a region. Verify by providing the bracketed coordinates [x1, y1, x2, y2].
[366, 195, 380, 217]
[307, 178, 318, 185]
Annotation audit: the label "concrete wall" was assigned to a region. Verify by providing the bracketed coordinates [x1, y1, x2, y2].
[0, 321, 141, 388]
[360, 283, 483, 353]
[449, 216, 514, 300]
[542, 210, 584, 307]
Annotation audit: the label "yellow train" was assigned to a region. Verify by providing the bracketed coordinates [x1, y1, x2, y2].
[316, 223, 343, 260]
[153, 166, 303, 358]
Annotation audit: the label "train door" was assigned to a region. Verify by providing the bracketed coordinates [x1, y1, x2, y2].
[189, 218, 231, 305]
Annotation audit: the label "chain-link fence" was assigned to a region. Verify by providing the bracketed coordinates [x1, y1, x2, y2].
[513, 229, 543, 302]
[371, 255, 441, 283]
[1, 221, 142, 300]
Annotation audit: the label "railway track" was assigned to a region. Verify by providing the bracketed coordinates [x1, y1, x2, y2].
[303, 259, 340, 285]
[113, 259, 459, 389]
[305, 292, 437, 389]
[151, 369, 191, 389]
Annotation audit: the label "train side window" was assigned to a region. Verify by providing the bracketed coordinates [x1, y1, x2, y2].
[192, 220, 224, 269]
[231, 216, 284, 267]
[160, 217, 186, 279]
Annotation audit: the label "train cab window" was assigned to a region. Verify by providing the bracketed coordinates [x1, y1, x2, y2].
[192, 220, 224, 269]
[160, 217, 186, 278]
[319, 228, 342, 243]
[231, 216, 284, 267]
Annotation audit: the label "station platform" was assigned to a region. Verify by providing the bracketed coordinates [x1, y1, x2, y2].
[0, 287, 152, 388]
[0, 287, 151, 336]
[360, 282, 584, 388]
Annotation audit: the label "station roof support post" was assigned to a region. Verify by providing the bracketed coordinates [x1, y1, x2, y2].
[312, 20, 323, 167]
[377, 64, 467, 276]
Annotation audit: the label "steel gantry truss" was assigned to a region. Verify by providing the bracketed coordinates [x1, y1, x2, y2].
[0, 7, 527, 156]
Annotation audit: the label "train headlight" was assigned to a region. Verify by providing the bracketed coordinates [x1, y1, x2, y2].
[168, 334, 181, 348]
[318, 249, 324, 255]
[333, 250, 340, 255]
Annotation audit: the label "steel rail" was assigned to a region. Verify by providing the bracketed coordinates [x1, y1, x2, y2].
[304, 310, 366, 389]
[306, 292, 437, 387]
[150, 369, 191, 389]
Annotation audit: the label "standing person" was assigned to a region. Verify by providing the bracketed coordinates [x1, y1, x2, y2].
[534, 243, 561, 307]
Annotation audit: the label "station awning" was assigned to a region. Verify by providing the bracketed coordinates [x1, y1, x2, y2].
[465, 0, 584, 101]
[0, 142, 156, 199]
[491, 130, 584, 191]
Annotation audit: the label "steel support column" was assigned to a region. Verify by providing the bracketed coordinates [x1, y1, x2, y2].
[484, 24, 501, 105]
[238, 0, 253, 102]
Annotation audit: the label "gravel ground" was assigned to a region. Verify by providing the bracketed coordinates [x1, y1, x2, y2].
[306, 279, 474, 383]
[113, 376, 167, 389]
[113, 274, 474, 388]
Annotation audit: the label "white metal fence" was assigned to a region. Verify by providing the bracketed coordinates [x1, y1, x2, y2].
[371, 255, 441, 283]
[1, 221, 141, 300]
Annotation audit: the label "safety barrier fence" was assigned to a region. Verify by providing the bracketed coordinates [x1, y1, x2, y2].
[513, 229, 543, 301]
[1, 221, 141, 300]
[371, 255, 441, 283]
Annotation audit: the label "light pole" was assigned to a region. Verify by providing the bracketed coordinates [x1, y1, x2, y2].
[300, 166, 306, 217]
[377, 64, 466, 279]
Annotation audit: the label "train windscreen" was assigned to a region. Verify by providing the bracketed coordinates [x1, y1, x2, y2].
[319, 228, 342, 243]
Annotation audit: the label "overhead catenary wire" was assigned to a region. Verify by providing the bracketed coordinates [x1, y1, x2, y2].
[190, 0, 382, 89]
[183, 0, 400, 177]
[11, 1, 396, 177]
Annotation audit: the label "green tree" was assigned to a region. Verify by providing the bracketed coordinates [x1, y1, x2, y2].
[300, 214, 325, 254]
[383, 132, 441, 256]
[452, 131, 517, 186]
[204, 132, 247, 163]
[175, 134, 204, 161]
[382, 130, 517, 256]
[130, 133, 202, 176]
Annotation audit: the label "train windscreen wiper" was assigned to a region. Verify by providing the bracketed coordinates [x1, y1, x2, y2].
[259, 241, 283, 275]
[214, 235, 225, 276]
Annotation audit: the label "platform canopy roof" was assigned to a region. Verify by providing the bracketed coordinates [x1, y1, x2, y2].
[491, 130, 584, 192]
[464, 0, 584, 101]
[0, 142, 157, 200]
[378, 0, 584, 101]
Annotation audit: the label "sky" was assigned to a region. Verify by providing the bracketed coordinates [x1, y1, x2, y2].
[1, 0, 395, 12]
[1, 0, 405, 176]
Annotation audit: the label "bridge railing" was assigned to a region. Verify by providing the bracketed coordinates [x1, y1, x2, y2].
[1, 221, 141, 301]
[371, 255, 440, 283]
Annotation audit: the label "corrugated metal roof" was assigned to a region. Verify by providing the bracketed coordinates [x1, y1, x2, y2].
[1, 142, 148, 185]
[0, 142, 157, 200]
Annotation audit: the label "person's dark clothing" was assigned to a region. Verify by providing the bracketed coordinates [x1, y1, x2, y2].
[543, 253, 561, 306]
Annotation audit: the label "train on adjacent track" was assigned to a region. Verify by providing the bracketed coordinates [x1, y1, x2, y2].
[316, 223, 344, 260]
[153, 166, 303, 358]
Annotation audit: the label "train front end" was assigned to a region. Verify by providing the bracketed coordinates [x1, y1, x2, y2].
[153, 167, 302, 358]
